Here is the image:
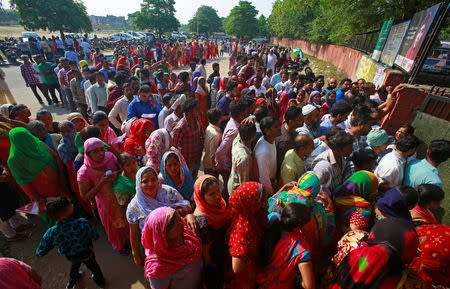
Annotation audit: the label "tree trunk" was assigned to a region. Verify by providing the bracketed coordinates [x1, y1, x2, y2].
[60, 30, 65, 40]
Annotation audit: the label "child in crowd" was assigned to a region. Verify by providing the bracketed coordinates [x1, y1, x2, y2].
[36, 197, 105, 289]
[113, 152, 138, 208]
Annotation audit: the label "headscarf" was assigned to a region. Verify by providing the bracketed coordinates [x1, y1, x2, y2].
[411, 205, 440, 225]
[308, 91, 321, 105]
[160, 151, 194, 200]
[7, 127, 58, 186]
[325, 90, 336, 106]
[132, 55, 139, 67]
[126, 167, 190, 228]
[57, 121, 78, 163]
[66, 112, 89, 131]
[193, 175, 229, 230]
[123, 118, 154, 155]
[116, 55, 130, 71]
[228, 182, 267, 257]
[329, 218, 419, 289]
[255, 97, 268, 108]
[141, 206, 202, 279]
[195, 76, 208, 96]
[219, 77, 227, 91]
[278, 92, 289, 118]
[0, 104, 12, 118]
[74, 131, 84, 154]
[145, 128, 170, 173]
[376, 188, 412, 222]
[83, 137, 116, 169]
[190, 70, 201, 88]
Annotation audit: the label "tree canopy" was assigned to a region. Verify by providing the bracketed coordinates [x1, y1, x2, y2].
[225, 1, 259, 39]
[187, 5, 222, 34]
[267, 0, 441, 44]
[129, 0, 179, 38]
[10, 0, 92, 35]
[257, 15, 269, 37]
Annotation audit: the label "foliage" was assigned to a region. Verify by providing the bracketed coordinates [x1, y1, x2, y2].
[0, 9, 18, 24]
[257, 15, 268, 37]
[187, 5, 222, 34]
[225, 1, 259, 39]
[268, 0, 441, 44]
[9, 0, 92, 34]
[129, 0, 179, 39]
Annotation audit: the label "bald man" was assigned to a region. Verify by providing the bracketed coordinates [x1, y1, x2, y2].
[326, 78, 337, 92]
[279, 134, 314, 185]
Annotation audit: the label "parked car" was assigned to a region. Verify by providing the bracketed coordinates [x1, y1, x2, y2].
[22, 32, 39, 41]
[126, 31, 146, 39]
[252, 36, 267, 43]
[140, 31, 156, 41]
[110, 32, 135, 41]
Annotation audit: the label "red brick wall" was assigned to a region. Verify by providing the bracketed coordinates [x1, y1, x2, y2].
[271, 37, 364, 79]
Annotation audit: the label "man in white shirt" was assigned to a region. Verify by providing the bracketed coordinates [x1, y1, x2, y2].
[249, 76, 266, 97]
[158, 94, 173, 129]
[108, 83, 134, 130]
[274, 71, 290, 94]
[254, 116, 281, 195]
[266, 49, 277, 73]
[164, 94, 185, 133]
[375, 133, 420, 192]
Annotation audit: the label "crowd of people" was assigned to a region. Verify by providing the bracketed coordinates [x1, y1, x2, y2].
[0, 40, 449, 289]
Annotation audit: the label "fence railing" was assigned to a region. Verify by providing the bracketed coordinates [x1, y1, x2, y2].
[419, 93, 450, 121]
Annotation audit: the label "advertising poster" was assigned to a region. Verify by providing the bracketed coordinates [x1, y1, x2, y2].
[380, 21, 410, 67]
[356, 55, 381, 82]
[372, 18, 393, 61]
[395, 3, 443, 72]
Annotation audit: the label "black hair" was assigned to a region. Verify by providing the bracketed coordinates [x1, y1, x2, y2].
[315, 75, 324, 82]
[254, 104, 269, 123]
[115, 72, 129, 85]
[139, 84, 151, 93]
[117, 152, 136, 168]
[280, 71, 289, 77]
[284, 106, 302, 123]
[304, 78, 314, 84]
[201, 177, 219, 198]
[182, 97, 199, 114]
[229, 99, 247, 119]
[377, 86, 388, 95]
[178, 71, 189, 82]
[239, 123, 256, 142]
[166, 211, 178, 233]
[297, 74, 306, 81]
[141, 69, 150, 77]
[207, 108, 222, 125]
[226, 80, 238, 92]
[340, 78, 352, 85]
[212, 62, 219, 68]
[294, 135, 313, 151]
[396, 133, 420, 153]
[399, 186, 419, 208]
[255, 75, 263, 82]
[417, 184, 444, 207]
[36, 109, 51, 119]
[325, 126, 344, 141]
[175, 86, 189, 94]
[351, 148, 378, 169]
[92, 111, 108, 124]
[428, 139, 450, 164]
[258, 203, 311, 267]
[200, 59, 206, 65]
[107, 70, 116, 80]
[68, 60, 76, 66]
[260, 116, 277, 136]
[350, 111, 373, 127]
[162, 94, 173, 106]
[79, 125, 101, 142]
[330, 102, 352, 118]
[352, 104, 372, 119]
[328, 130, 354, 150]
[46, 196, 71, 219]
[398, 124, 415, 135]
[9, 104, 28, 119]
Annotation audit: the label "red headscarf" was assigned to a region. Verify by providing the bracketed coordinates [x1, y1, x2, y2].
[193, 175, 229, 230]
[132, 55, 139, 67]
[278, 92, 290, 119]
[255, 97, 268, 108]
[228, 182, 267, 257]
[123, 118, 154, 155]
[116, 55, 130, 71]
[219, 77, 227, 91]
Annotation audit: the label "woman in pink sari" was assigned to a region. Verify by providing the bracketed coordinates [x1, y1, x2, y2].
[77, 137, 129, 253]
[195, 77, 209, 130]
[142, 206, 203, 289]
[410, 184, 444, 226]
[144, 128, 187, 174]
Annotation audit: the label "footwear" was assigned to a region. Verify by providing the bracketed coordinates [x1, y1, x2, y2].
[14, 223, 36, 232]
[47, 101, 53, 106]
[60, 103, 65, 108]
[92, 274, 105, 288]
[66, 270, 84, 289]
[6, 232, 30, 242]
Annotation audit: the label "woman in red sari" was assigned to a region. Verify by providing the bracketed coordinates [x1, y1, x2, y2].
[227, 182, 268, 289]
[194, 77, 209, 130]
[7, 127, 71, 226]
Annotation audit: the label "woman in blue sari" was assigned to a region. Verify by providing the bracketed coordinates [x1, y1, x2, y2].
[160, 151, 194, 201]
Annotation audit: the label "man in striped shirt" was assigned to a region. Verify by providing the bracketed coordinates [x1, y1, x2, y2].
[228, 123, 258, 195]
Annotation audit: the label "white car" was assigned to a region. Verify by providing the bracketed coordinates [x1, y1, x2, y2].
[110, 33, 135, 41]
[126, 31, 146, 39]
[22, 32, 39, 41]
[252, 36, 267, 43]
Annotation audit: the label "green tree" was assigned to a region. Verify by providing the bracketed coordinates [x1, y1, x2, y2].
[10, 0, 92, 36]
[129, 0, 179, 39]
[225, 1, 258, 39]
[0, 9, 18, 24]
[257, 15, 268, 37]
[187, 5, 222, 34]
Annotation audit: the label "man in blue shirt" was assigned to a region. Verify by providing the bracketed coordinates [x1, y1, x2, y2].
[404, 139, 450, 187]
[127, 84, 162, 128]
[320, 101, 352, 136]
[64, 46, 79, 66]
[99, 58, 116, 83]
[335, 78, 352, 103]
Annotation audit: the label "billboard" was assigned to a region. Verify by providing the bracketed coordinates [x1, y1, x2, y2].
[372, 18, 394, 61]
[380, 21, 410, 67]
[394, 3, 443, 72]
[356, 55, 381, 82]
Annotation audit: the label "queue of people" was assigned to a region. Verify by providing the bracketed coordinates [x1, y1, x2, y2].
[0, 41, 449, 289]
